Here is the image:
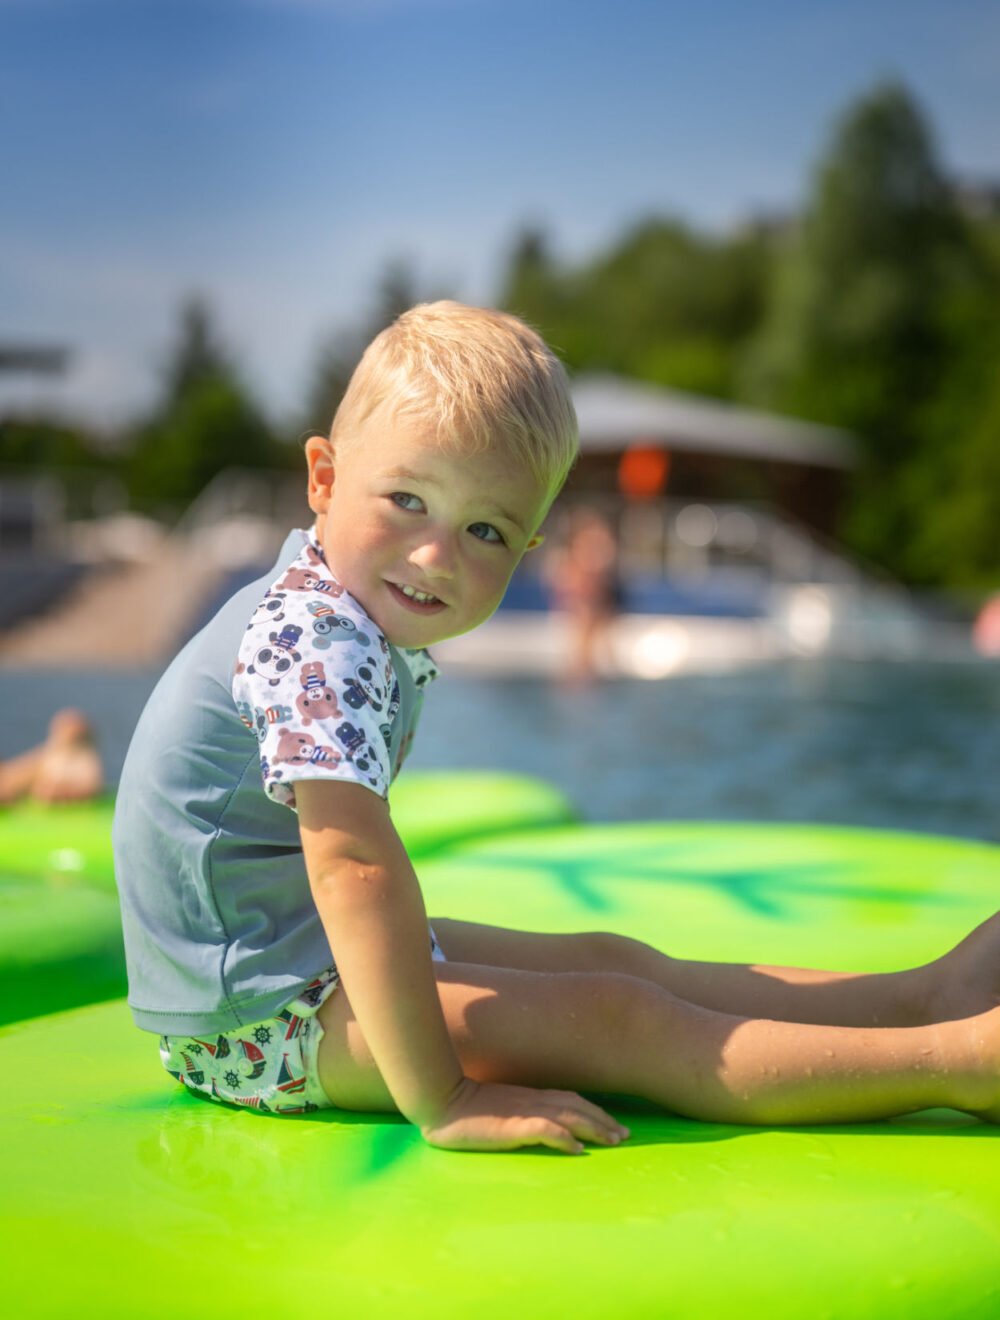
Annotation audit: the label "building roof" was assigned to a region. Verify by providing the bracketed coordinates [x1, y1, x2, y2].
[570, 373, 856, 469]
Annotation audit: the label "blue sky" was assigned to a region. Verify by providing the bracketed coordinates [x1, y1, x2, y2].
[1, 0, 998, 428]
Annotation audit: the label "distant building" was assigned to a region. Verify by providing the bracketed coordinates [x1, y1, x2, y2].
[566, 374, 855, 537]
[0, 345, 70, 374]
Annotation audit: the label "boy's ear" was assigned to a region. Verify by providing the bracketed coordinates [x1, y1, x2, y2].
[304, 435, 335, 514]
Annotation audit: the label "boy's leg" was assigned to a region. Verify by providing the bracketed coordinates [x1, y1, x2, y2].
[429, 915, 1000, 1029]
[315, 958, 1000, 1125]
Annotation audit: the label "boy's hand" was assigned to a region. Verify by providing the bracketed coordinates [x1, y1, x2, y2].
[419, 1076, 629, 1155]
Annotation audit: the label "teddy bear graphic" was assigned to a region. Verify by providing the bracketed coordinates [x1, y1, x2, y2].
[276, 565, 345, 598]
[253, 704, 293, 744]
[272, 728, 341, 769]
[295, 661, 343, 725]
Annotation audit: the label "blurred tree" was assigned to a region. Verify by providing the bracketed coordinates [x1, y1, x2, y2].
[499, 219, 771, 398]
[500, 227, 561, 331]
[0, 416, 106, 470]
[903, 214, 1000, 585]
[126, 295, 280, 515]
[161, 298, 231, 400]
[741, 82, 980, 573]
[912, 362, 1000, 587]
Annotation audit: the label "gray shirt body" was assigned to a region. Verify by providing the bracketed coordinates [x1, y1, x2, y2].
[113, 527, 436, 1035]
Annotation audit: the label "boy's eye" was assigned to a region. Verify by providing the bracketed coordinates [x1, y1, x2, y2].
[469, 522, 505, 545]
[391, 492, 424, 512]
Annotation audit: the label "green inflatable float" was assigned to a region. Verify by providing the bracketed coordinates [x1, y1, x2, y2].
[0, 772, 576, 1025]
[2, 819, 999, 1318]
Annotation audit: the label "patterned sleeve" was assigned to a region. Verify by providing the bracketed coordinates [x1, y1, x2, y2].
[231, 581, 399, 809]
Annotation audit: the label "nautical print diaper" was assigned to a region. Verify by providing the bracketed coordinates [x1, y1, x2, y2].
[159, 927, 447, 1115]
[159, 968, 341, 1114]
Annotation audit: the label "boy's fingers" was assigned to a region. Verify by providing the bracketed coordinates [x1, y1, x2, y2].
[561, 1111, 625, 1146]
[549, 1089, 627, 1128]
[519, 1117, 584, 1155]
[530, 1109, 625, 1150]
[545, 1092, 629, 1143]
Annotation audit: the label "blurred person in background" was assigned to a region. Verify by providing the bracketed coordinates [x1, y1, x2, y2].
[543, 505, 620, 684]
[0, 709, 104, 804]
[972, 595, 1000, 658]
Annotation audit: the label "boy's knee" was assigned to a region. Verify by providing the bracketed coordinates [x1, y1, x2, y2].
[578, 968, 659, 1039]
[588, 929, 645, 966]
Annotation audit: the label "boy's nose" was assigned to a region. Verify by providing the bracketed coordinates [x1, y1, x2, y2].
[408, 533, 457, 579]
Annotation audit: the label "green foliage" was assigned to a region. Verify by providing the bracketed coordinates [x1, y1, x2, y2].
[500, 220, 771, 398]
[745, 84, 962, 437]
[740, 82, 998, 580]
[497, 80, 1000, 587]
[125, 296, 283, 515]
[0, 416, 106, 470]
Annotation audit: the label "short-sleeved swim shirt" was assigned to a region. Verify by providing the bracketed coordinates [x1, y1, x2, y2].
[114, 527, 438, 1036]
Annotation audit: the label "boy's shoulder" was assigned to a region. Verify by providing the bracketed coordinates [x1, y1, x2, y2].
[237, 528, 439, 692]
[238, 528, 390, 680]
[230, 530, 436, 804]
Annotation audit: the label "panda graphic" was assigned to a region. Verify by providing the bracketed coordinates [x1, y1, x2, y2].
[246, 625, 303, 686]
[342, 657, 386, 713]
[247, 592, 287, 629]
[335, 722, 381, 787]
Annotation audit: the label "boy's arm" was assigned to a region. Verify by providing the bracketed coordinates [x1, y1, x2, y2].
[296, 779, 465, 1129]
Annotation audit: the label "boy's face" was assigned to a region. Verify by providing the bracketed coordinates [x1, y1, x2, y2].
[305, 408, 550, 649]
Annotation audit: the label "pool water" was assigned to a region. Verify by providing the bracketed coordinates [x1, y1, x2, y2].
[1, 657, 998, 843]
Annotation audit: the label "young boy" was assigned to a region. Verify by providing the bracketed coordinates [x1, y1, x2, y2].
[115, 302, 1000, 1154]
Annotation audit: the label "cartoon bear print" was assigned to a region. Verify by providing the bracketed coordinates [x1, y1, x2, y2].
[296, 661, 343, 725]
[246, 625, 303, 686]
[342, 656, 385, 713]
[272, 728, 341, 769]
[306, 600, 371, 650]
[379, 678, 401, 749]
[385, 677, 401, 723]
[334, 722, 382, 787]
[276, 566, 345, 598]
[247, 592, 287, 629]
[252, 704, 293, 743]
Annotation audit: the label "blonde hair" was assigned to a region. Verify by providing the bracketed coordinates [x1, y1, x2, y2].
[329, 301, 578, 510]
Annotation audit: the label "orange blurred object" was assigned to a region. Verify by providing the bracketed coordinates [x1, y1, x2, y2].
[972, 594, 1000, 657]
[617, 444, 670, 500]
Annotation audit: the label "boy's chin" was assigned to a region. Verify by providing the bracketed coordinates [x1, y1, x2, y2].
[383, 622, 460, 649]
[381, 613, 489, 651]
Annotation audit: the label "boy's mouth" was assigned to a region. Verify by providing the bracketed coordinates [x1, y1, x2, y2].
[386, 580, 447, 613]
